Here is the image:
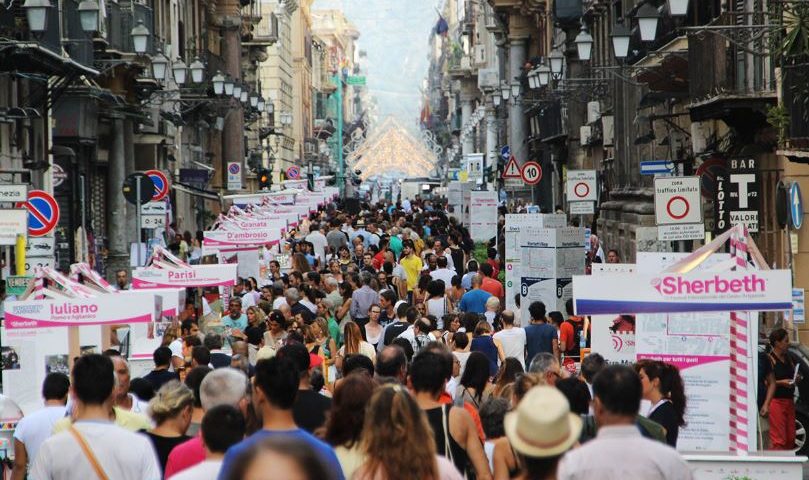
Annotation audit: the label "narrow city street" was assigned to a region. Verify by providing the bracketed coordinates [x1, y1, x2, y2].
[0, 1, 806, 479]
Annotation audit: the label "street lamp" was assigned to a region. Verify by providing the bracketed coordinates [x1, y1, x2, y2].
[574, 25, 594, 61]
[250, 93, 259, 108]
[23, 0, 52, 33]
[549, 49, 564, 79]
[537, 64, 551, 86]
[224, 78, 234, 96]
[500, 82, 510, 101]
[492, 91, 502, 106]
[189, 58, 205, 84]
[172, 59, 187, 85]
[240, 89, 248, 103]
[267, 101, 274, 114]
[667, 0, 689, 16]
[610, 22, 632, 59]
[636, 3, 661, 42]
[257, 97, 266, 112]
[131, 20, 150, 55]
[510, 82, 520, 98]
[527, 69, 539, 89]
[212, 71, 225, 95]
[77, 0, 100, 33]
[151, 52, 169, 81]
[232, 83, 242, 99]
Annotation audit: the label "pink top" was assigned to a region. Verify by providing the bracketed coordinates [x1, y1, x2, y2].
[164, 435, 205, 479]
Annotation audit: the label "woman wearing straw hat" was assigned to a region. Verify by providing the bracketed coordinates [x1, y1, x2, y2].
[503, 386, 582, 480]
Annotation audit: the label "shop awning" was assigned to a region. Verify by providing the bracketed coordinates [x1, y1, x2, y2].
[173, 183, 221, 202]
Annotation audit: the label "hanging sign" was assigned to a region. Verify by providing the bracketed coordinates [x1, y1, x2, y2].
[714, 158, 759, 234]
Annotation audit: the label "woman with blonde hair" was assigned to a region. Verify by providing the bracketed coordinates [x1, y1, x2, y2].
[335, 321, 375, 373]
[354, 385, 464, 480]
[142, 380, 195, 474]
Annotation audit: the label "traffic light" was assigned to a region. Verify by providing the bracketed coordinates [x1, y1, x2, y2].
[258, 168, 271, 190]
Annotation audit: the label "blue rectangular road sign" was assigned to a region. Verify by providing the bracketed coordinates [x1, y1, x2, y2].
[640, 160, 675, 175]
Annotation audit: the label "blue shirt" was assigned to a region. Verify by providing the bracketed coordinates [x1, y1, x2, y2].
[458, 289, 492, 314]
[219, 428, 345, 480]
[524, 322, 557, 366]
[222, 313, 248, 331]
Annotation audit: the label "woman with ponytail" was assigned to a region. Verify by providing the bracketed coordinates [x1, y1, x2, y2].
[639, 361, 687, 447]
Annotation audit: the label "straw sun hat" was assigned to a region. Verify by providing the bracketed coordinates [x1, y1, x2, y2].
[504, 386, 583, 458]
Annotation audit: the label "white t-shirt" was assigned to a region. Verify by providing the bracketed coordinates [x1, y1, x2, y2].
[272, 297, 288, 310]
[453, 351, 471, 378]
[13, 405, 66, 467]
[493, 327, 527, 369]
[240, 293, 256, 310]
[426, 297, 450, 328]
[305, 231, 329, 266]
[170, 459, 223, 480]
[31, 421, 161, 480]
[430, 268, 456, 289]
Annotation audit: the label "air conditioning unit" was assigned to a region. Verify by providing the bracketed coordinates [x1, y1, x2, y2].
[477, 68, 499, 90]
[580, 126, 592, 146]
[475, 45, 486, 65]
[587, 101, 601, 124]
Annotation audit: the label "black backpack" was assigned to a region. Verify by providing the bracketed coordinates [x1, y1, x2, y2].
[564, 319, 584, 358]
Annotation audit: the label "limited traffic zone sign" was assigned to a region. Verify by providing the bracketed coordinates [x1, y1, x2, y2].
[16, 190, 59, 237]
[521, 161, 542, 185]
[566, 170, 597, 202]
[654, 176, 704, 241]
[144, 170, 169, 201]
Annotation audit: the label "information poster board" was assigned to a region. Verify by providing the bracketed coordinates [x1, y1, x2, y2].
[504, 214, 566, 313]
[469, 190, 498, 242]
[589, 263, 637, 365]
[519, 227, 584, 319]
[635, 252, 734, 452]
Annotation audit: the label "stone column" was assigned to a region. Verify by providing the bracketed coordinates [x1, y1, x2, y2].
[485, 96, 498, 170]
[124, 118, 137, 249]
[507, 12, 531, 165]
[106, 116, 128, 280]
[460, 79, 477, 156]
[218, 0, 244, 189]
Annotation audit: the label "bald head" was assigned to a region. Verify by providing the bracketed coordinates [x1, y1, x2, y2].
[375, 345, 407, 382]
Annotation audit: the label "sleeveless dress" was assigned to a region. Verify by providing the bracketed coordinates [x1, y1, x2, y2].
[425, 404, 470, 476]
[470, 335, 498, 376]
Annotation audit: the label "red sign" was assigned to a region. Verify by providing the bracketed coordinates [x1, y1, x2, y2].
[521, 161, 542, 185]
[16, 190, 59, 237]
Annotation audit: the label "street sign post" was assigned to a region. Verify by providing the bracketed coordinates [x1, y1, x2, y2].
[640, 160, 675, 176]
[144, 170, 169, 202]
[16, 190, 60, 238]
[500, 145, 511, 161]
[502, 156, 521, 179]
[0, 185, 27, 203]
[791, 182, 804, 230]
[227, 162, 242, 191]
[521, 161, 542, 186]
[654, 176, 704, 241]
[286, 166, 301, 180]
[566, 170, 597, 202]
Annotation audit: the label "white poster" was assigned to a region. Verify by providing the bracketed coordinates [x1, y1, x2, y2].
[589, 263, 637, 365]
[504, 214, 566, 312]
[635, 253, 732, 452]
[519, 227, 584, 318]
[469, 190, 498, 242]
[2, 326, 102, 415]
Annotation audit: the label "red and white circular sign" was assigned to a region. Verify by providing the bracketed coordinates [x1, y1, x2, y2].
[521, 161, 542, 185]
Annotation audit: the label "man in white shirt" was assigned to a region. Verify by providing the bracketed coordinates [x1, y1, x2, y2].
[12, 373, 70, 480]
[492, 311, 527, 369]
[557, 365, 692, 480]
[170, 404, 245, 480]
[429, 256, 456, 289]
[305, 222, 329, 267]
[31, 354, 161, 480]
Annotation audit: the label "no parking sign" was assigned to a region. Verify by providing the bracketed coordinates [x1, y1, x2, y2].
[144, 170, 169, 201]
[16, 190, 59, 237]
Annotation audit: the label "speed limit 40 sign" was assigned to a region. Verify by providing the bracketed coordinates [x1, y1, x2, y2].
[521, 161, 542, 185]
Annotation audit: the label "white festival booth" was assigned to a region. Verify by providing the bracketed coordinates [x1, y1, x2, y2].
[573, 225, 805, 478]
[2, 264, 162, 414]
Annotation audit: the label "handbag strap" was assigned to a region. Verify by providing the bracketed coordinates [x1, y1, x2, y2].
[68, 425, 110, 480]
[441, 404, 454, 463]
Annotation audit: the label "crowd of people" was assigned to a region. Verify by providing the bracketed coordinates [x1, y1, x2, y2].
[8, 197, 794, 480]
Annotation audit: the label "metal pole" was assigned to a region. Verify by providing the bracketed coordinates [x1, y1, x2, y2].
[136, 180, 142, 267]
[80, 175, 86, 235]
